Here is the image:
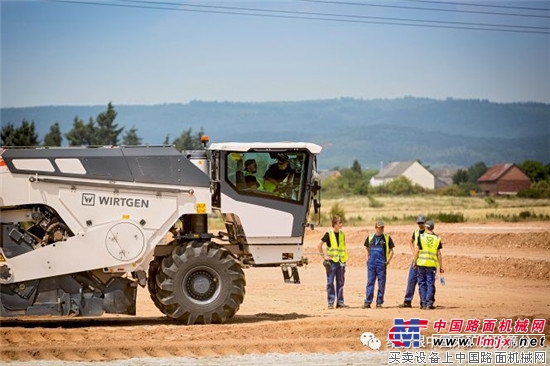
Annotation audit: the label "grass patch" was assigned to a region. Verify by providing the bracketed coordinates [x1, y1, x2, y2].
[319, 195, 550, 226]
[485, 211, 550, 222]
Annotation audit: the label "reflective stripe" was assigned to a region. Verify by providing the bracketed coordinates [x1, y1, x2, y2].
[327, 230, 347, 263]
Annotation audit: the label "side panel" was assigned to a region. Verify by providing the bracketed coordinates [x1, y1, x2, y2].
[220, 193, 298, 241]
[1, 146, 210, 187]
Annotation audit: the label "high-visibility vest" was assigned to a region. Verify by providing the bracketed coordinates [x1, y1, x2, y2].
[263, 179, 276, 192]
[367, 233, 390, 260]
[327, 229, 348, 263]
[244, 171, 263, 190]
[416, 233, 440, 267]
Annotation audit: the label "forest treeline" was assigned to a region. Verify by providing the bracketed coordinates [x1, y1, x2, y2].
[2, 103, 549, 199]
[1, 97, 548, 169]
[1, 103, 205, 151]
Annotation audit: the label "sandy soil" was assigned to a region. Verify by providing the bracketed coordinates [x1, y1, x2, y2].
[1, 222, 549, 363]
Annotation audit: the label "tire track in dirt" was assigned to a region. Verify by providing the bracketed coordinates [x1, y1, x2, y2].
[1, 318, 374, 361]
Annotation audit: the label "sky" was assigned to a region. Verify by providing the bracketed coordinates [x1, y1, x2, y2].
[1, 0, 549, 108]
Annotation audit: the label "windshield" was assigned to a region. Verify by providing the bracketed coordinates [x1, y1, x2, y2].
[225, 150, 309, 203]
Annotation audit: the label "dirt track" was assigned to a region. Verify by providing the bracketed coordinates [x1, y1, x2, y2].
[1, 222, 549, 363]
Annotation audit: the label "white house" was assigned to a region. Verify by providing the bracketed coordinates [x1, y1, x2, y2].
[370, 161, 436, 189]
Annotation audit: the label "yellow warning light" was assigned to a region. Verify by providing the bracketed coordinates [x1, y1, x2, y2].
[122, 214, 130, 219]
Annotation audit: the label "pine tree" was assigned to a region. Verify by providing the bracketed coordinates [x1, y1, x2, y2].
[43, 122, 63, 146]
[65, 116, 92, 146]
[1, 120, 39, 146]
[96, 102, 123, 145]
[172, 128, 205, 151]
[122, 126, 142, 145]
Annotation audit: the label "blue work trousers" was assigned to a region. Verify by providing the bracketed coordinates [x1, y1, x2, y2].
[326, 262, 346, 305]
[365, 263, 387, 305]
[417, 266, 436, 307]
[404, 263, 418, 303]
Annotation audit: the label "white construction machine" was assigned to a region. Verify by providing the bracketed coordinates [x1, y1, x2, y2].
[0, 138, 322, 324]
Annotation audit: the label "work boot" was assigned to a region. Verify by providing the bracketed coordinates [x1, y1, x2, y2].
[336, 303, 349, 309]
[328, 303, 334, 309]
[362, 303, 371, 309]
[399, 301, 412, 308]
[376, 303, 383, 308]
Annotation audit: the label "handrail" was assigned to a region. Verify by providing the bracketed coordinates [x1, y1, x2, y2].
[28, 175, 195, 195]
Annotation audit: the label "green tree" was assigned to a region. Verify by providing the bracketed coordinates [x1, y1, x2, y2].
[1, 122, 16, 145]
[518, 180, 550, 198]
[467, 162, 488, 183]
[384, 176, 420, 195]
[96, 102, 123, 145]
[65, 103, 124, 146]
[520, 160, 547, 183]
[65, 116, 97, 146]
[122, 126, 142, 145]
[350, 160, 362, 174]
[321, 167, 376, 197]
[449, 162, 487, 196]
[43, 122, 63, 146]
[172, 128, 205, 151]
[1, 120, 40, 146]
[452, 169, 468, 184]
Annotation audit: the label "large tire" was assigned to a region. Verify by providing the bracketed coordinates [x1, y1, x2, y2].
[147, 256, 169, 314]
[154, 241, 246, 324]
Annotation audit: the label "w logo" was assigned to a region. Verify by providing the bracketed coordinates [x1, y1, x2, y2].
[82, 193, 95, 206]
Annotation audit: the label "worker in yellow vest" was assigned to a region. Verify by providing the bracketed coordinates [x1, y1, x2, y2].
[317, 215, 349, 309]
[399, 215, 426, 308]
[414, 220, 444, 310]
[263, 153, 294, 195]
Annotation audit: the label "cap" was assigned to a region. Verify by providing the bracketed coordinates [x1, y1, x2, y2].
[416, 215, 426, 223]
[425, 220, 434, 230]
[276, 153, 289, 162]
[375, 220, 385, 228]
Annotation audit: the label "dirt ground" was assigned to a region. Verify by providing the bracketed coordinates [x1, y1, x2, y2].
[1, 222, 549, 363]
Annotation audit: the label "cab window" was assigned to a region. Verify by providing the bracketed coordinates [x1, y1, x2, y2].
[226, 151, 307, 202]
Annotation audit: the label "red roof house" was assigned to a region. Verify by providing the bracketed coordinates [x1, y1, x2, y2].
[478, 163, 531, 195]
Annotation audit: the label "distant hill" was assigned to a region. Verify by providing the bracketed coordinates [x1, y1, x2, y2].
[2, 97, 549, 170]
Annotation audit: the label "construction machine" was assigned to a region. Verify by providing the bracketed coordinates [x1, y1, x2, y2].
[0, 139, 322, 324]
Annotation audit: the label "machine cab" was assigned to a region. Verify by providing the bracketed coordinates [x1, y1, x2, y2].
[208, 142, 322, 265]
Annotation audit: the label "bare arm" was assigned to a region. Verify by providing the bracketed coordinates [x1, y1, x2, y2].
[438, 250, 444, 273]
[386, 248, 394, 265]
[409, 236, 416, 254]
[317, 241, 329, 261]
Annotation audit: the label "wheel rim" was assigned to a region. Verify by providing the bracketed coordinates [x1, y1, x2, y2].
[183, 266, 220, 304]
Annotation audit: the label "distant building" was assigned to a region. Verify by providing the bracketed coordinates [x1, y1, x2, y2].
[432, 167, 458, 188]
[370, 161, 435, 189]
[478, 163, 531, 195]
